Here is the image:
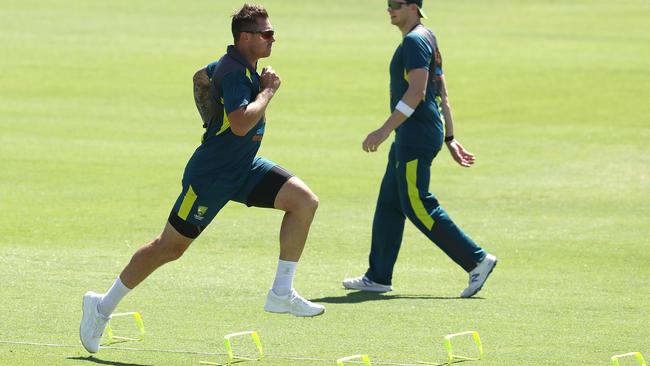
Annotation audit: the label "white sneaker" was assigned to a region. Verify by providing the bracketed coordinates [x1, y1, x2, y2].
[460, 254, 498, 298]
[342, 275, 392, 293]
[79, 291, 111, 353]
[264, 289, 325, 317]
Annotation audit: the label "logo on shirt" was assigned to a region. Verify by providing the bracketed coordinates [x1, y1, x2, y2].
[252, 126, 264, 142]
[194, 206, 208, 221]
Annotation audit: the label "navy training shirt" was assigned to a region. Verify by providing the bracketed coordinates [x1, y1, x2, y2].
[184, 46, 265, 184]
[390, 24, 445, 150]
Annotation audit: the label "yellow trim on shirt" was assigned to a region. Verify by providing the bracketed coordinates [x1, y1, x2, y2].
[216, 109, 231, 136]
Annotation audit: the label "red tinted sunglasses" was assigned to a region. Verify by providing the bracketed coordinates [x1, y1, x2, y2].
[244, 29, 275, 40]
[388, 0, 407, 9]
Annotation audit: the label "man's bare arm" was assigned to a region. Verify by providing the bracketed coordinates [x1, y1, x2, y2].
[362, 68, 428, 152]
[193, 67, 217, 126]
[438, 74, 454, 138]
[438, 74, 476, 167]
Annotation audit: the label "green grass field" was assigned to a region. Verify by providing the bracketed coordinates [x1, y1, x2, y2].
[1, 0, 649, 365]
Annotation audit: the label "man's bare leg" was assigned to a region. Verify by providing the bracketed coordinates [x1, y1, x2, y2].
[263, 176, 324, 316]
[81, 222, 195, 352]
[120, 222, 195, 289]
[274, 177, 319, 261]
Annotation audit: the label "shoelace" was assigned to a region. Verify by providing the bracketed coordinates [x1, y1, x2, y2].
[291, 293, 313, 307]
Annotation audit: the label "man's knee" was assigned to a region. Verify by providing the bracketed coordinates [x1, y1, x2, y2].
[285, 189, 318, 215]
[276, 178, 319, 214]
[165, 243, 188, 262]
[152, 235, 191, 263]
[305, 192, 319, 213]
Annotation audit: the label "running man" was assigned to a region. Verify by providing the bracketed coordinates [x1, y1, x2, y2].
[80, 3, 324, 354]
[342, 0, 497, 297]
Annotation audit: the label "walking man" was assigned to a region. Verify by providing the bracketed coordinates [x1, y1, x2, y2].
[343, 0, 497, 297]
[80, 3, 324, 354]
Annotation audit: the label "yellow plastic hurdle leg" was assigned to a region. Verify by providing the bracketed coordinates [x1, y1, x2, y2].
[442, 331, 483, 365]
[336, 354, 372, 366]
[224, 331, 264, 364]
[104, 312, 145, 345]
[611, 352, 646, 366]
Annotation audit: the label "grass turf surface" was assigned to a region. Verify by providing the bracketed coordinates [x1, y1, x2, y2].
[1, 0, 649, 365]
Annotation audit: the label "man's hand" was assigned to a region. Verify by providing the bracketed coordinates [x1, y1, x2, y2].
[228, 66, 279, 136]
[362, 127, 391, 152]
[260, 66, 281, 92]
[446, 139, 476, 167]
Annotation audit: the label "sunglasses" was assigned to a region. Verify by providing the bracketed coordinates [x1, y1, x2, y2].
[387, 0, 407, 10]
[244, 29, 275, 40]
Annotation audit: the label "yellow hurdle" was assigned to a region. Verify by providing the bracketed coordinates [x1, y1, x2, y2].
[336, 354, 372, 366]
[611, 352, 646, 366]
[199, 330, 263, 365]
[442, 331, 483, 365]
[104, 312, 145, 345]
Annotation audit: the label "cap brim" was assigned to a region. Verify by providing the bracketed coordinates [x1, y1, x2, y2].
[418, 7, 428, 19]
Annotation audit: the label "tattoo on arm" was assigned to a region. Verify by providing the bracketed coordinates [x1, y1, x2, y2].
[193, 68, 217, 127]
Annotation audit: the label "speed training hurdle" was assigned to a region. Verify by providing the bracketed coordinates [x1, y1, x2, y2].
[338, 331, 482, 366]
[443, 331, 483, 364]
[104, 312, 145, 345]
[336, 354, 372, 365]
[200, 330, 264, 365]
[416, 330, 483, 365]
[611, 352, 646, 366]
[415, 330, 483, 365]
[224, 331, 264, 363]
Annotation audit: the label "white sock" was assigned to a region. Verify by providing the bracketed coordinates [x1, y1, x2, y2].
[97, 276, 131, 317]
[271, 259, 297, 296]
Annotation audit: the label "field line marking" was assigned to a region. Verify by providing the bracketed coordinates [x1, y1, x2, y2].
[0, 339, 436, 365]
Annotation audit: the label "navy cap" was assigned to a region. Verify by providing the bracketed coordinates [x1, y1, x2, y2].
[406, 0, 427, 19]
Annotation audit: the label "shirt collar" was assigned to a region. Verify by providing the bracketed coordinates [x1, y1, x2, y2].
[227, 45, 257, 75]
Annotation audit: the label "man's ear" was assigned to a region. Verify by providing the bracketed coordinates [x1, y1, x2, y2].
[235, 33, 247, 45]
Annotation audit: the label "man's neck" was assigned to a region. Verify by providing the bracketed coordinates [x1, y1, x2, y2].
[235, 44, 258, 70]
[399, 17, 421, 37]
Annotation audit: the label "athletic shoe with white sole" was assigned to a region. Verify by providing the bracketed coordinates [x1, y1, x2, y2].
[342, 275, 393, 293]
[264, 289, 325, 317]
[79, 291, 111, 353]
[460, 253, 498, 298]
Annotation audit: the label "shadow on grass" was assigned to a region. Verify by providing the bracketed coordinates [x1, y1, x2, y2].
[311, 291, 484, 303]
[67, 356, 151, 366]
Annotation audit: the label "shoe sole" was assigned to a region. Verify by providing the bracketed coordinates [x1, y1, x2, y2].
[462, 259, 498, 298]
[342, 283, 392, 293]
[295, 308, 325, 317]
[80, 294, 98, 353]
[264, 306, 325, 317]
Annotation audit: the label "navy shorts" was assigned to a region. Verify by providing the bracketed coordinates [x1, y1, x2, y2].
[169, 157, 293, 238]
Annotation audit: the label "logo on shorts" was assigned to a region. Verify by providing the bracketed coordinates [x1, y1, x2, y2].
[194, 206, 208, 221]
